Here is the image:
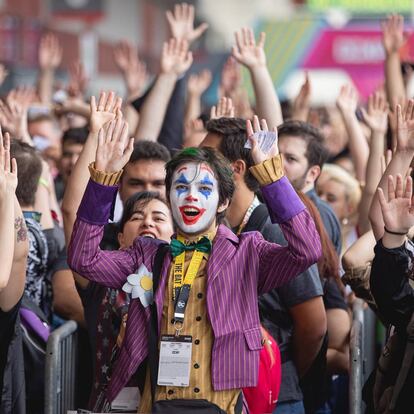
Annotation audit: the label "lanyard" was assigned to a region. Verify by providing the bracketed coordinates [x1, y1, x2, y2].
[236, 196, 260, 235]
[172, 235, 205, 335]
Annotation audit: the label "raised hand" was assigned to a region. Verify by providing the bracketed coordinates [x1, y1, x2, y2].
[219, 57, 241, 97]
[38, 33, 62, 71]
[0, 99, 26, 139]
[292, 72, 311, 121]
[0, 128, 18, 195]
[232, 28, 266, 70]
[8, 86, 37, 108]
[166, 3, 208, 44]
[210, 97, 235, 119]
[114, 40, 148, 97]
[336, 83, 358, 114]
[188, 69, 212, 97]
[95, 118, 134, 173]
[183, 118, 206, 148]
[160, 38, 193, 77]
[361, 91, 389, 134]
[395, 100, 414, 152]
[67, 61, 88, 98]
[246, 115, 279, 165]
[382, 14, 405, 56]
[90, 91, 122, 134]
[377, 174, 414, 234]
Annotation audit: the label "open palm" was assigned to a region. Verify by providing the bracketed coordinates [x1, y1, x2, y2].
[0, 129, 18, 194]
[90, 91, 122, 134]
[378, 174, 414, 233]
[381, 14, 405, 55]
[232, 28, 266, 69]
[396, 100, 414, 151]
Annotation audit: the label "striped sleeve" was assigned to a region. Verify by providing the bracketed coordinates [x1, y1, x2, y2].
[68, 218, 144, 289]
[256, 208, 322, 294]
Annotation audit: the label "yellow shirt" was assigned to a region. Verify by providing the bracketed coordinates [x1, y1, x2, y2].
[138, 250, 240, 413]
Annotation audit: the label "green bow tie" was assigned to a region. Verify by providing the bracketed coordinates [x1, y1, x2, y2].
[170, 236, 212, 258]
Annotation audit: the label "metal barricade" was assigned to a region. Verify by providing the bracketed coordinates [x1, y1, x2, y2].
[44, 320, 78, 414]
[349, 299, 365, 414]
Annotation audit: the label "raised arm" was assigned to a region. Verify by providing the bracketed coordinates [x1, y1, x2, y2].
[336, 84, 369, 182]
[135, 38, 192, 141]
[342, 230, 376, 270]
[382, 14, 406, 108]
[66, 61, 88, 100]
[184, 69, 212, 124]
[358, 91, 388, 233]
[246, 116, 321, 293]
[165, 2, 208, 45]
[370, 174, 414, 329]
[291, 72, 311, 122]
[37, 33, 62, 105]
[369, 101, 414, 240]
[0, 87, 35, 146]
[67, 117, 143, 287]
[114, 40, 148, 103]
[232, 28, 283, 127]
[61, 91, 121, 244]
[0, 131, 28, 311]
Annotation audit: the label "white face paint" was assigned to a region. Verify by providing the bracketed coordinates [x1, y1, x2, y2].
[170, 162, 220, 235]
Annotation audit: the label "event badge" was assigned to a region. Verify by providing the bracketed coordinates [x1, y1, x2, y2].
[157, 335, 193, 387]
[111, 387, 140, 411]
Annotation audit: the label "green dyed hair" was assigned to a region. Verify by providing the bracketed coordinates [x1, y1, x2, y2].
[165, 147, 235, 224]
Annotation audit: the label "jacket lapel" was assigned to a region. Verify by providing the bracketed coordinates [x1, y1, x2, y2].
[154, 251, 172, 332]
[207, 224, 239, 285]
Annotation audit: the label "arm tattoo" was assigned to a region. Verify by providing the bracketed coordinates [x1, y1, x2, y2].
[14, 216, 28, 242]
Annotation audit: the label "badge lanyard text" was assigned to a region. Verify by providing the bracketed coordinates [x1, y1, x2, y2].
[172, 235, 205, 336]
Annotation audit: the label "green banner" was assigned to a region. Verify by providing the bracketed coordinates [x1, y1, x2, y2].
[308, 0, 412, 13]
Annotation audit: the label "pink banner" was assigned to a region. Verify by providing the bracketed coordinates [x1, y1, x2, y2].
[302, 28, 414, 98]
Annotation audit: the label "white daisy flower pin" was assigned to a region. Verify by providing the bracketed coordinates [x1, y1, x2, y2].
[122, 264, 153, 308]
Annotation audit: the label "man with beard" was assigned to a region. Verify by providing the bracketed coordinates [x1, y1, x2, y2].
[277, 120, 342, 254]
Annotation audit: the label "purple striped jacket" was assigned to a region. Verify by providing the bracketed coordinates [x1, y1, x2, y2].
[68, 176, 321, 402]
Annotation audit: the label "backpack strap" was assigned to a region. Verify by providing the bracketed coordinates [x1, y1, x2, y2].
[148, 243, 170, 404]
[389, 311, 414, 410]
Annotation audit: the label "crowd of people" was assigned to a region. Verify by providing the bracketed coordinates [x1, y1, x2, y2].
[0, 4, 414, 413]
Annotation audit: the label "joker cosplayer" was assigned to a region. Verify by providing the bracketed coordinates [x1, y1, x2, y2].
[68, 117, 321, 414]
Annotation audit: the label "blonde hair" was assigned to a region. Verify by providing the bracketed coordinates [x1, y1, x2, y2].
[320, 163, 362, 215]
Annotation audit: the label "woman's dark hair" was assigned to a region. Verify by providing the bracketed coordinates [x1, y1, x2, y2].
[118, 191, 169, 232]
[297, 191, 344, 295]
[165, 147, 234, 224]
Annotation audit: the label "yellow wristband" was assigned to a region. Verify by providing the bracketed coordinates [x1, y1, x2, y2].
[249, 154, 284, 186]
[88, 163, 123, 186]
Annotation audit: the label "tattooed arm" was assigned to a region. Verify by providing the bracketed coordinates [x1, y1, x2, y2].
[0, 131, 28, 311]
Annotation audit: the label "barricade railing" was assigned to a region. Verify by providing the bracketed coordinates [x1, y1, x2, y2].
[44, 320, 78, 414]
[349, 298, 365, 414]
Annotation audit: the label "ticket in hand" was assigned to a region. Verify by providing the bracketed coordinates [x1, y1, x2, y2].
[244, 130, 278, 153]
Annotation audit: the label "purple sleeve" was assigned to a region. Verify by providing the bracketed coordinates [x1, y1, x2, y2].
[77, 179, 118, 225]
[68, 179, 161, 289]
[255, 176, 322, 293]
[261, 176, 305, 223]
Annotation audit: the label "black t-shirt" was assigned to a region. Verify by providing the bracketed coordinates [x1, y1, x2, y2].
[243, 203, 324, 403]
[0, 298, 22, 394]
[323, 279, 348, 311]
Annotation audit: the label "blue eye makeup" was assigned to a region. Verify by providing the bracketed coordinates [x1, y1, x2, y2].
[174, 174, 189, 197]
[199, 174, 214, 199]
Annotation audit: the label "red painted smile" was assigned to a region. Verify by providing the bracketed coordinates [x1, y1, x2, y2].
[179, 205, 206, 225]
